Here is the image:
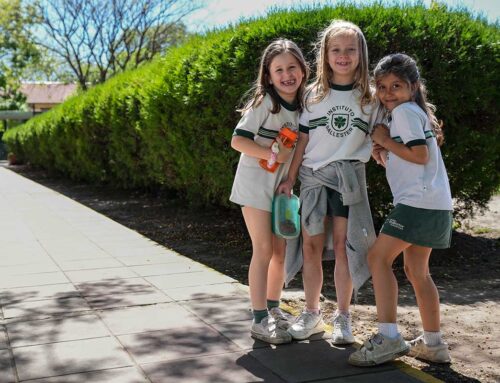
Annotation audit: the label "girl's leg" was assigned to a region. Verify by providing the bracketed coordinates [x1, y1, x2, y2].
[403, 246, 440, 331]
[288, 225, 326, 340]
[332, 216, 351, 311]
[301, 227, 326, 311]
[404, 246, 450, 363]
[266, 235, 286, 302]
[367, 234, 410, 323]
[242, 207, 273, 311]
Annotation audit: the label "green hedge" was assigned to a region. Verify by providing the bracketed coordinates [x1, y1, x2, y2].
[4, 3, 499, 220]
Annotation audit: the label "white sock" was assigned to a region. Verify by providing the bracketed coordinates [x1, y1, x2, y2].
[423, 331, 442, 346]
[378, 323, 399, 339]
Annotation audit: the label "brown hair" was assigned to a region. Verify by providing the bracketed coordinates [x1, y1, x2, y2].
[374, 53, 444, 145]
[239, 38, 309, 114]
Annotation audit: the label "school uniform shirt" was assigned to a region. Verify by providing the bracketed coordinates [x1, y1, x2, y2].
[230, 94, 299, 212]
[299, 83, 375, 170]
[385, 102, 453, 210]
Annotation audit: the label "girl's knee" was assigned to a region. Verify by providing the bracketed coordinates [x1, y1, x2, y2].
[252, 242, 273, 259]
[404, 264, 430, 284]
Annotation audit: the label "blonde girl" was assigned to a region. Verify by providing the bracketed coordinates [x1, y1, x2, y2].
[278, 20, 376, 343]
[349, 53, 452, 366]
[230, 38, 309, 344]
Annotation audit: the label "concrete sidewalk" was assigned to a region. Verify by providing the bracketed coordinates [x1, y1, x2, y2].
[0, 166, 438, 382]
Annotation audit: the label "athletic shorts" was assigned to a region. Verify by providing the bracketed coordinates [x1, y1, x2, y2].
[326, 188, 349, 218]
[380, 204, 453, 249]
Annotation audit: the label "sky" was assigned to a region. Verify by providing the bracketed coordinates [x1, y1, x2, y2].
[184, 0, 499, 33]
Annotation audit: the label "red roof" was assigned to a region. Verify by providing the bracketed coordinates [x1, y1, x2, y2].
[19, 83, 77, 104]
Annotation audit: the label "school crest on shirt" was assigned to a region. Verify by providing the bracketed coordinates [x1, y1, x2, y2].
[321, 105, 368, 137]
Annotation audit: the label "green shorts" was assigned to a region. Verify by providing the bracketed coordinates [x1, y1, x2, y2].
[380, 204, 453, 249]
[326, 188, 349, 218]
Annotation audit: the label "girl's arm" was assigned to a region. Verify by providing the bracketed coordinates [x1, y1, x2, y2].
[276, 132, 309, 196]
[372, 124, 429, 165]
[231, 135, 271, 160]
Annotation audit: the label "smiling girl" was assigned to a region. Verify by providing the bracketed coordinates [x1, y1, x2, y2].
[230, 39, 309, 344]
[349, 53, 453, 366]
[278, 20, 376, 343]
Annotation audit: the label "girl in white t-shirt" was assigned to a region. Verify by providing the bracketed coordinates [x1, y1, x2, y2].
[350, 53, 453, 366]
[229, 39, 309, 344]
[278, 20, 375, 343]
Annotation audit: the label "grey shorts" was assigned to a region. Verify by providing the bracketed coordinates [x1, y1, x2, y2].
[380, 204, 453, 249]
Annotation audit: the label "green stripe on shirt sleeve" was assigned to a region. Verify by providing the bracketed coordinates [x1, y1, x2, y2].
[233, 129, 255, 139]
[406, 139, 427, 147]
[299, 124, 309, 133]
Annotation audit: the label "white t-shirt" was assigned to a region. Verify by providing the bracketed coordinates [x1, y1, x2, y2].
[229, 94, 299, 212]
[385, 102, 453, 210]
[299, 84, 375, 170]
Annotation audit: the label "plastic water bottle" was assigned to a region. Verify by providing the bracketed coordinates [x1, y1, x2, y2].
[259, 126, 298, 173]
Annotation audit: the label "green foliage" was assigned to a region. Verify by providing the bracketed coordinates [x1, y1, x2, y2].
[0, 0, 39, 109]
[4, 3, 499, 220]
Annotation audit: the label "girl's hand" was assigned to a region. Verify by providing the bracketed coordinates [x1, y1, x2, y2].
[372, 143, 387, 167]
[276, 137, 293, 163]
[371, 124, 391, 147]
[277, 178, 294, 197]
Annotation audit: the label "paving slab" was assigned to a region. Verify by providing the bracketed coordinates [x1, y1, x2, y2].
[22, 367, 148, 383]
[141, 351, 286, 383]
[0, 272, 70, 290]
[0, 349, 15, 383]
[12, 337, 133, 381]
[0, 284, 80, 305]
[118, 325, 240, 364]
[181, 296, 253, 324]
[164, 282, 248, 301]
[98, 302, 201, 335]
[2, 296, 91, 319]
[6, 314, 110, 347]
[146, 270, 235, 290]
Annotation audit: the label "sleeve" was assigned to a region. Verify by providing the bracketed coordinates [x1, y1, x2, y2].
[233, 98, 270, 139]
[391, 105, 426, 147]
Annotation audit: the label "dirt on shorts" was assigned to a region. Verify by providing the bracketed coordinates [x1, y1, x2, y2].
[7, 164, 500, 383]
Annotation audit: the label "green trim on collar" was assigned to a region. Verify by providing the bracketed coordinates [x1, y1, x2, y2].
[278, 94, 298, 111]
[330, 83, 355, 91]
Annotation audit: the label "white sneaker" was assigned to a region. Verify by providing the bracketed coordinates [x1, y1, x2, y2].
[250, 315, 292, 344]
[331, 312, 355, 344]
[269, 307, 293, 330]
[287, 311, 325, 340]
[348, 333, 410, 366]
[407, 335, 451, 363]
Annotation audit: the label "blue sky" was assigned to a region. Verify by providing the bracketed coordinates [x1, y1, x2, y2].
[184, 0, 499, 32]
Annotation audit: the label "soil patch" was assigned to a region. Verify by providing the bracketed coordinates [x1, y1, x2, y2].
[6, 164, 499, 383]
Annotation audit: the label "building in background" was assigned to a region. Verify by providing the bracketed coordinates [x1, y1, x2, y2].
[19, 82, 77, 114]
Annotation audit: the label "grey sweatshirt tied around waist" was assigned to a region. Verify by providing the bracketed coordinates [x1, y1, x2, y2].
[284, 161, 376, 294]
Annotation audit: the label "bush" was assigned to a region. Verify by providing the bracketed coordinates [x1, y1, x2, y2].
[4, 3, 499, 221]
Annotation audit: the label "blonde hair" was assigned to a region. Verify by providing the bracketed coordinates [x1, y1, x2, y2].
[373, 53, 444, 145]
[308, 20, 372, 108]
[239, 38, 309, 114]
